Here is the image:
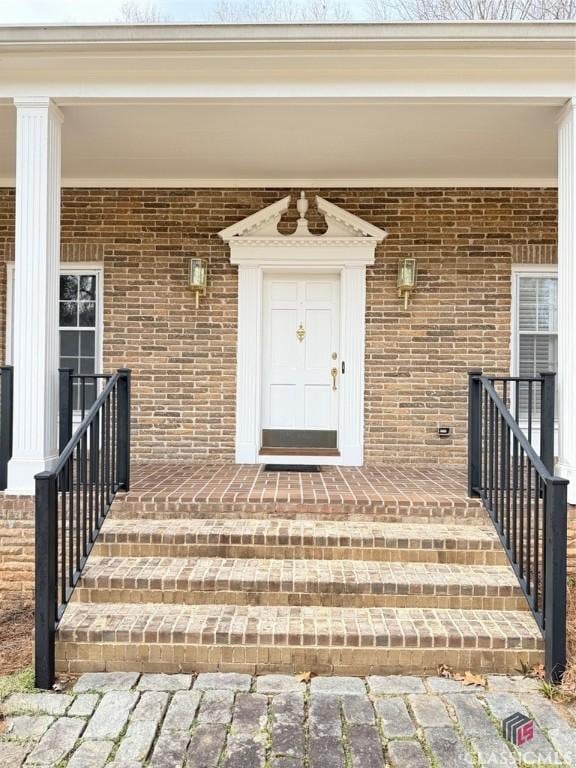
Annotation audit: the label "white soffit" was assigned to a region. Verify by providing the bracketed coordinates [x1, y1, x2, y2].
[0, 101, 561, 187]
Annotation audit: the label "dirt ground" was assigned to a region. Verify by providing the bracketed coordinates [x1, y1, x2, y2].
[0, 594, 33, 676]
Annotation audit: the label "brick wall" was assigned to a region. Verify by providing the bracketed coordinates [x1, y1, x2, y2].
[0, 497, 34, 598]
[0, 187, 557, 464]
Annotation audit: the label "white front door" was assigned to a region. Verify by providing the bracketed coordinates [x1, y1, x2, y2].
[261, 272, 340, 452]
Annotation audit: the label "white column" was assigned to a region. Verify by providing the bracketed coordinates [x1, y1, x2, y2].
[7, 98, 62, 494]
[339, 265, 366, 466]
[235, 265, 261, 463]
[557, 98, 576, 504]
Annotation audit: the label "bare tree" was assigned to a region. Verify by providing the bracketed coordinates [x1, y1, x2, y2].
[117, 1, 170, 23]
[366, 0, 576, 19]
[214, 0, 352, 22]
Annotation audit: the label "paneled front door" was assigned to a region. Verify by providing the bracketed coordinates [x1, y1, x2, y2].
[261, 272, 340, 454]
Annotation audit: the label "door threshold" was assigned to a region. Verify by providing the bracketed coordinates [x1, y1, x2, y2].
[259, 447, 340, 457]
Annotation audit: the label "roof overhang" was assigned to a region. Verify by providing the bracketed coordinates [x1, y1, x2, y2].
[0, 22, 573, 188]
[0, 21, 575, 51]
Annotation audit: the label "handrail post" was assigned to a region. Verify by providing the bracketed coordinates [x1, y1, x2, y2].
[59, 368, 74, 492]
[468, 369, 483, 497]
[544, 477, 568, 683]
[116, 369, 131, 492]
[0, 365, 14, 491]
[35, 471, 58, 689]
[539, 371, 556, 476]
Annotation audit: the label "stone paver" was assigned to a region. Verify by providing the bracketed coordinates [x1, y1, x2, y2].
[67, 740, 114, 768]
[186, 724, 227, 768]
[255, 675, 303, 694]
[4, 715, 54, 740]
[74, 671, 140, 692]
[270, 691, 305, 762]
[368, 674, 426, 694]
[162, 690, 201, 731]
[409, 694, 451, 727]
[310, 676, 366, 696]
[83, 690, 139, 739]
[194, 672, 251, 692]
[150, 731, 190, 768]
[386, 740, 429, 768]
[132, 690, 169, 721]
[374, 696, 415, 737]
[68, 693, 99, 717]
[197, 689, 235, 724]
[3, 692, 73, 716]
[445, 692, 496, 736]
[0, 742, 30, 768]
[138, 673, 192, 691]
[115, 719, 158, 763]
[1, 672, 573, 768]
[348, 723, 385, 768]
[25, 717, 85, 765]
[425, 726, 475, 768]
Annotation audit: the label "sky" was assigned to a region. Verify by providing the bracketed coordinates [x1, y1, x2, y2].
[0, 0, 372, 24]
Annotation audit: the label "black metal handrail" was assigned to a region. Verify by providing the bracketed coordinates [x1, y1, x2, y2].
[0, 365, 13, 491]
[468, 370, 568, 683]
[59, 369, 113, 457]
[35, 368, 131, 689]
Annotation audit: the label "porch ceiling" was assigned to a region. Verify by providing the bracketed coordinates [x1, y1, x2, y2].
[0, 100, 559, 186]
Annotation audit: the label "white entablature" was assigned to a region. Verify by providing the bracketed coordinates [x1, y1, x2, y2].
[218, 192, 388, 264]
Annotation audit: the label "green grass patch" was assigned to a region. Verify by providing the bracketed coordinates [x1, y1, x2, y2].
[0, 666, 35, 700]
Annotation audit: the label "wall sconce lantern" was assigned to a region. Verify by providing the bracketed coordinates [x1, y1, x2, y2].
[397, 257, 417, 310]
[188, 258, 207, 308]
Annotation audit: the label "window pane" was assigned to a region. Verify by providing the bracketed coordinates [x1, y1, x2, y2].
[537, 278, 557, 333]
[80, 331, 95, 357]
[80, 275, 96, 300]
[59, 301, 77, 327]
[518, 276, 558, 333]
[519, 334, 557, 377]
[79, 302, 96, 328]
[79, 358, 96, 375]
[59, 275, 78, 301]
[60, 330, 80, 357]
[60, 356, 78, 374]
[518, 334, 558, 422]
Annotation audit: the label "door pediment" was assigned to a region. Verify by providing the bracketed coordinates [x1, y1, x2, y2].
[218, 192, 387, 265]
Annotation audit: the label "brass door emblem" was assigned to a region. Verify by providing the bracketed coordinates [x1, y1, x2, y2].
[296, 324, 306, 342]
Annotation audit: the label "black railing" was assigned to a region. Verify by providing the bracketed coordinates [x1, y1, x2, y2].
[468, 370, 568, 682]
[0, 365, 13, 491]
[59, 369, 113, 456]
[35, 369, 131, 689]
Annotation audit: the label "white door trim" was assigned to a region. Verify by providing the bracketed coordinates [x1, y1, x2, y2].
[236, 263, 368, 466]
[219, 192, 386, 466]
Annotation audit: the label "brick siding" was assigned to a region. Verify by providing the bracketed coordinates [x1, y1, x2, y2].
[0, 187, 557, 464]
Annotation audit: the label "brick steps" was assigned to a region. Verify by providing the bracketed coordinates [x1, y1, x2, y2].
[54, 466, 544, 677]
[55, 602, 544, 677]
[72, 556, 526, 611]
[94, 518, 507, 565]
[109, 497, 486, 524]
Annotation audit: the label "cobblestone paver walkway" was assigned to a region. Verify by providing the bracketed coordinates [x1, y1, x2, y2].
[2, 672, 576, 767]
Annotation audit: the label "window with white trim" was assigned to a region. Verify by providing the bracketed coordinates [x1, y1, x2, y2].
[6, 264, 103, 412]
[513, 269, 558, 422]
[59, 272, 100, 410]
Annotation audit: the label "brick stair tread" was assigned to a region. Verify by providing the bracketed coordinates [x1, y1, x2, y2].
[99, 518, 501, 550]
[78, 555, 522, 595]
[57, 601, 543, 649]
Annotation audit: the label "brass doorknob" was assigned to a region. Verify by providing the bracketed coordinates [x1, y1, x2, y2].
[331, 367, 338, 391]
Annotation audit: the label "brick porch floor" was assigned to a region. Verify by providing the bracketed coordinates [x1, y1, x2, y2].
[126, 462, 470, 506]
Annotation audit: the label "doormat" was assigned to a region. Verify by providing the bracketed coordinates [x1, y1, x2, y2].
[264, 464, 321, 473]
